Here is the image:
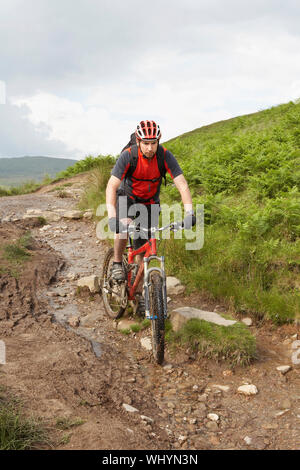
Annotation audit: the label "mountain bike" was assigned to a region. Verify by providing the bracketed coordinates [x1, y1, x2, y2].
[101, 221, 183, 365]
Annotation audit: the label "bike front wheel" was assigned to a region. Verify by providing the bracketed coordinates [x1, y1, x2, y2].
[101, 248, 128, 319]
[149, 272, 165, 365]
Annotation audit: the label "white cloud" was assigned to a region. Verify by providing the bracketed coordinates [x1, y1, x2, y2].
[3, 0, 300, 157]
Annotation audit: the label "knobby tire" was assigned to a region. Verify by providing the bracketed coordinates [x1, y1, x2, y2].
[149, 272, 165, 365]
[101, 248, 127, 319]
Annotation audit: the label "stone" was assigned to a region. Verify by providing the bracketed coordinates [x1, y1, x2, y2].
[212, 384, 230, 392]
[83, 210, 93, 219]
[207, 413, 219, 422]
[122, 404, 139, 413]
[116, 319, 136, 331]
[80, 312, 100, 327]
[276, 365, 292, 375]
[41, 211, 62, 222]
[63, 210, 83, 219]
[77, 275, 100, 293]
[26, 209, 44, 215]
[141, 415, 154, 424]
[242, 317, 253, 326]
[166, 277, 185, 296]
[205, 421, 218, 431]
[280, 399, 292, 410]
[244, 436, 252, 445]
[274, 409, 290, 418]
[237, 384, 258, 396]
[291, 349, 300, 366]
[68, 316, 80, 328]
[170, 306, 236, 333]
[39, 225, 52, 231]
[140, 337, 152, 351]
[223, 369, 233, 377]
[198, 394, 208, 402]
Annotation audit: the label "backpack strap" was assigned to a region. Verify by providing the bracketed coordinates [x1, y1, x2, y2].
[157, 145, 167, 186]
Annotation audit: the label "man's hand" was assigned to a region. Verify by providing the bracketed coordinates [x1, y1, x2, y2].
[183, 211, 196, 230]
[108, 217, 126, 233]
[109, 217, 133, 233]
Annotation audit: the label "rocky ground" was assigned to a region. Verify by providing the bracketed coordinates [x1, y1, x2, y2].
[0, 175, 299, 450]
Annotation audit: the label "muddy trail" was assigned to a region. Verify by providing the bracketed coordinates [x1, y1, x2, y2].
[0, 176, 299, 450]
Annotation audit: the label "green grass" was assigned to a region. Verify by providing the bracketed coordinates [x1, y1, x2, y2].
[76, 102, 299, 325]
[130, 323, 143, 333]
[0, 388, 51, 450]
[158, 101, 300, 324]
[120, 328, 131, 335]
[0, 231, 33, 278]
[55, 416, 85, 430]
[166, 318, 257, 367]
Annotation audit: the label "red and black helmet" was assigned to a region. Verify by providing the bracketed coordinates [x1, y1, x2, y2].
[135, 120, 161, 141]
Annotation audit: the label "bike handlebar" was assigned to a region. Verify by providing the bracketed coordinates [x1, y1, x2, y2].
[120, 221, 185, 235]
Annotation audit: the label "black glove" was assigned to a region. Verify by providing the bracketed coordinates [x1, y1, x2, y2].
[108, 217, 126, 233]
[183, 211, 196, 230]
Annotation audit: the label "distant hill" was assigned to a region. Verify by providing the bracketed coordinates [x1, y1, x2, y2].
[0, 156, 77, 187]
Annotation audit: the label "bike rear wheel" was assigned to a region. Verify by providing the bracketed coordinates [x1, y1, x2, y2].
[101, 248, 128, 319]
[149, 272, 165, 365]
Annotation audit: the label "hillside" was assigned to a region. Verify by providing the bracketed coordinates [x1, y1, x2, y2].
[161, 101, 299, 323]
[64, 100, 300, 324]
[0, 156, 77, 187]
[6, 101, 298, 324]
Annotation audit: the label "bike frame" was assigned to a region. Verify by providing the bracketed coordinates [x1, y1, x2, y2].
[126, 227, 168, 320]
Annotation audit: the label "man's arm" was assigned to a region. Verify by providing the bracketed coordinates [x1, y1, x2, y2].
[106, 175, 122, 218]
[173, 174, 193, 214]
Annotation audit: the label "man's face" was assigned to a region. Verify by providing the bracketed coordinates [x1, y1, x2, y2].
[139, 139, 159, 159]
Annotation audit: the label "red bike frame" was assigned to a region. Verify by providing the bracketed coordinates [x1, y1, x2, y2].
[127, 236, 157, 300]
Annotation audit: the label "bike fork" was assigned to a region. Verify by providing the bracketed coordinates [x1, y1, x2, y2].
[143, 256, 168, 320]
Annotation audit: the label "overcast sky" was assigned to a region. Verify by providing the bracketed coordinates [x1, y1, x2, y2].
[1, 0, 300, 159]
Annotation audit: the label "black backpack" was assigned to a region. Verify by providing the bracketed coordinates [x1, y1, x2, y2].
[121, 134, 167, 186]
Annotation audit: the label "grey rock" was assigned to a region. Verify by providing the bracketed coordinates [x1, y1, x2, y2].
[237, 384, 258, 395]
[166, 277, 185, 296]
[276, 365, 292, 375]
[170, 306, 236, 333]
[68, 316, 80, 328]
[242, 317, 253, 326]
[77, 275, 100, 293]
[205, 421, 218, 431]
[212, 384, 230, 392]
[244, 436, 252, 445]
[63, 210, 83, 219]
[116, 319, 136, 331]
[141, 415, 154, 424]
[80, 312, 100, 327]
[140, 337, 152, 351]
[207, 413, 219, 422]
[122, 404, 139, 413]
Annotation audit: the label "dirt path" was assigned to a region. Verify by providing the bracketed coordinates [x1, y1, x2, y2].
[0, 180, 299, 450]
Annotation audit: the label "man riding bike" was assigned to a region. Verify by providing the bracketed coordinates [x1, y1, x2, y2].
[105, 120, 195, 313]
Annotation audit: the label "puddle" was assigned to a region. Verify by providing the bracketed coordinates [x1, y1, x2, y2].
[46, 294, 104, 359]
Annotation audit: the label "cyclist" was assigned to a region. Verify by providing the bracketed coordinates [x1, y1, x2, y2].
[106, 120, 195, 310]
